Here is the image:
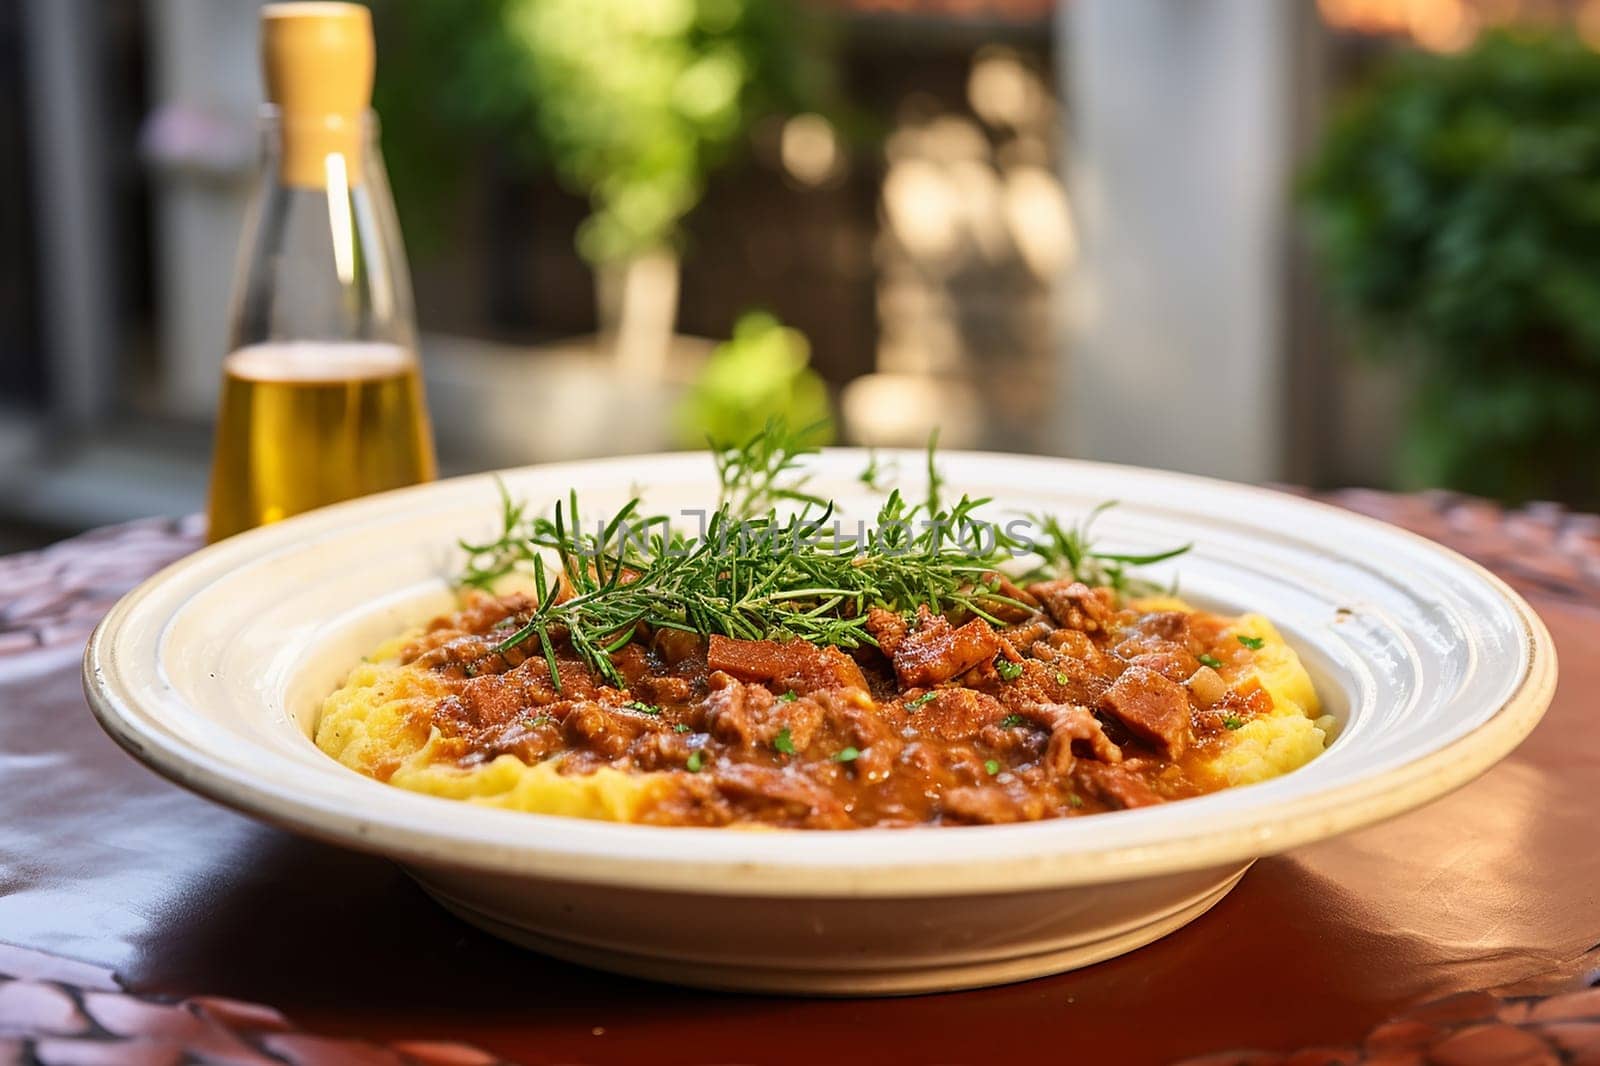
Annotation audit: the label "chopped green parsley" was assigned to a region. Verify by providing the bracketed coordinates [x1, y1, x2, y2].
[995, 658, 1025, 681]
[773, 728, 796, 755]
[1222, 716, 1245, 731]
[1236, 634, 1265, 650]
[686, 749, 705, 772]
[832, 746, 861, 763]
[999, 714, 1027, 728]
[1197, 653, 1224, 670]
[984, 759, 1001, 776]
[624, 699, 660, 715]
[906, 690, 938, 710]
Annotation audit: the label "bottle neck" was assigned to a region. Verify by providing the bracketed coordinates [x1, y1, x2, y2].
[260, 105, 374, 191]
[231, 106, 415, 351]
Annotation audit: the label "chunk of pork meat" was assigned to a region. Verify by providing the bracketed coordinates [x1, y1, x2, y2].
[707, 635, 868, 695]
[1027, 580, 1116, 633]
[1013, 701, 1122, 776]
[1097, 665, 1191, 758]
[890, 606, 1001, 688]
[865, 607, 909, 658]
[1074, 761, 1164, 809]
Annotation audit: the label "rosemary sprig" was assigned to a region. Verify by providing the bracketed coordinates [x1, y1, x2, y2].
[457, 480, 538, 592]
[1019, 501, 1191, 595]
[457, 419, 821, 591]
[490, 489, 1030, 689]
[923, 429, 943, 517]
[458, 421, 1187, 689]
[712, 417, 829, 517]
[857, 448, 892, 492]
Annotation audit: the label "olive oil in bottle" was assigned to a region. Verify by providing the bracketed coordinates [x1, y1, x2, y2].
[207, 2, 435, 542]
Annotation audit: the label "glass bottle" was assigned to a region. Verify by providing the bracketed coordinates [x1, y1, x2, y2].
[207, 2, 435, 542]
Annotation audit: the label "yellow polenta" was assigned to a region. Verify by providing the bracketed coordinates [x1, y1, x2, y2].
[315, 632, 675, 819]
[315, 602, 1329, 820]
[1125, 597, 1331, 786]
[1206, 612, 1333, 786]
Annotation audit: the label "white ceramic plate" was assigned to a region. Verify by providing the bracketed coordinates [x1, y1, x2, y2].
[83, 451, 1556, 995]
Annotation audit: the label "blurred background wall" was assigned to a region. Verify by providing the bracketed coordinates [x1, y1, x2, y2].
[4, 0, 1600, 549]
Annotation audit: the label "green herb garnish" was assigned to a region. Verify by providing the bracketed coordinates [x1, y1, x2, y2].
[686, 749, 706, 772]
[995, 658, 1025, 681]
[984, 759, 1001, 776]
[674, 723, 692, 734]
[999, 714, 1027, 728]
[773, 728, 796, 755]
[906, 690, 938, 710]
[1055, 671, 1070, 686]
[858, 448, 891, 492]
[1198, 653, 1224, 670]
[480, 490, 1028, 691]
[1068, 793, 1084, 808]
[1222, 716, 1245, 731]
[624, 699, 659, 715]
[712, 417, 829, 517]
[923, 429, 944, 516]
[777, 690, 798, 703]
[458, 423, 1183, 693]
[1021, 500, 1190, 595]
[1237, 634, 1265, 650]
[832, 746, 861, 763]
[524, 714, 554, 728]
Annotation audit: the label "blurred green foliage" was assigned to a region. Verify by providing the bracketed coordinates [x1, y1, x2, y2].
[371, 0, 834, 263]
[675, 311, 833, 447]
[1303, 32, 1600, 504]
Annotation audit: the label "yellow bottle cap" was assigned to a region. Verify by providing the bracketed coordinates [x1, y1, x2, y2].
[260, 2, 374, 189]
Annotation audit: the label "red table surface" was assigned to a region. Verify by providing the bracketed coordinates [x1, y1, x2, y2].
[1, 494, 1598, 1066]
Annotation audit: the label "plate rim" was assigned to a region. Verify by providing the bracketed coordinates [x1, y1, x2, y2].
[82, 449, 1559, 897]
